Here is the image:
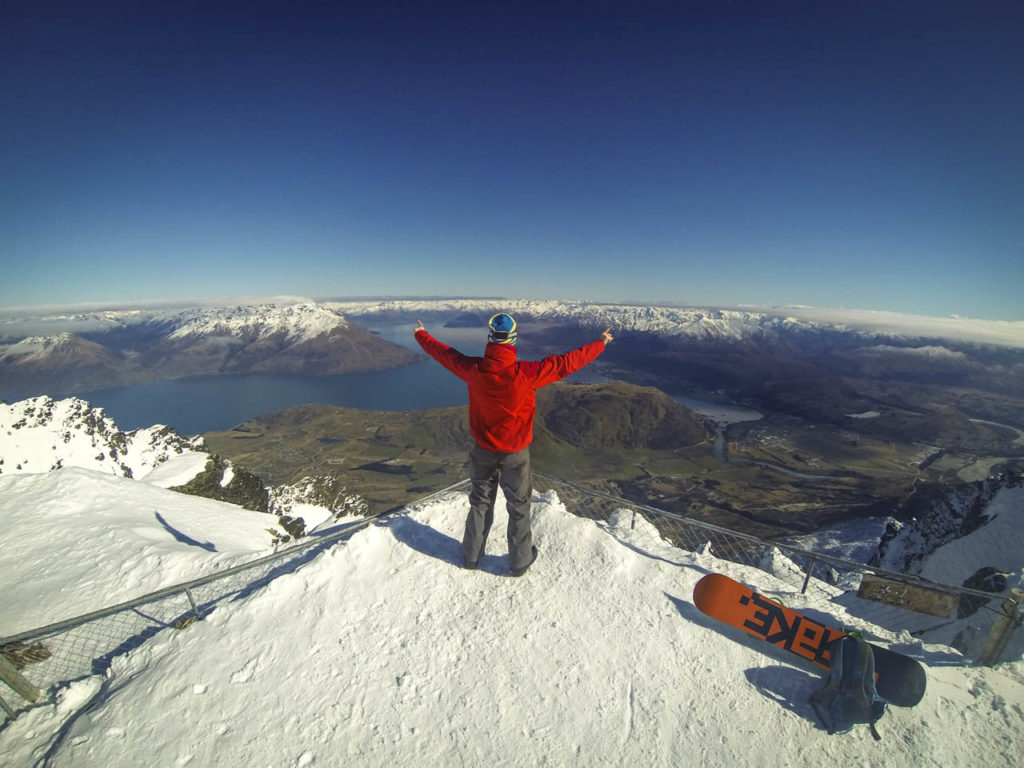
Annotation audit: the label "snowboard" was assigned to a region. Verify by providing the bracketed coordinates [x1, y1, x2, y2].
[693, 572, 926, 707]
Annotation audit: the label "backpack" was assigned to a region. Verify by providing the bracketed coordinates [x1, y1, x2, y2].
[810, 634, 888, 740]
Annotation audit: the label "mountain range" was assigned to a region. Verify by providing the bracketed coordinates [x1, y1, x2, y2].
[0, 303, 420, 399]
[4, 299, 1022, 432]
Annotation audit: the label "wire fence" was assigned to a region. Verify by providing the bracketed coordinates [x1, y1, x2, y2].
[2, 474, 1021, 723]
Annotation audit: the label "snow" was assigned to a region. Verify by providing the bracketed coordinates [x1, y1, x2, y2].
[863, 344, 967, 359]
[0, 334, 77, 362]
[166, 302, 349, 344]
[847, 410, 882, 419]
[2, 488, 1023, 767]
[2, 381, 1024, 764]
[283, 502, 333, 531]
[785, 517, 894, 567]
[0, 467, 284, 636]
[919, 486, 1024, 590]
[0, 397, 207, 482]
[140, 452, 214, 489]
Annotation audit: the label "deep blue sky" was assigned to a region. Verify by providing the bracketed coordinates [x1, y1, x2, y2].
[2, 2, 1022, 319]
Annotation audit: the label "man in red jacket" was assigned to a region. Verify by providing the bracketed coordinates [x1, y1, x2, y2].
[415, 313, 613, 576]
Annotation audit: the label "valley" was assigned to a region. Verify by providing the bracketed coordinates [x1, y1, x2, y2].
[204, 378, 1023, 540]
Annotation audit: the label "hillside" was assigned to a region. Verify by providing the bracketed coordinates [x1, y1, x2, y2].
[537, 380, 711, 451]
[1, 489, 1021, 767]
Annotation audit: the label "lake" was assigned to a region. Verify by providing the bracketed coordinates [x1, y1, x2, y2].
[73, 322, 762, 435]
[79, 361, 470, 435]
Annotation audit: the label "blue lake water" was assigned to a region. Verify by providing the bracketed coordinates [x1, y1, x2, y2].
[80, 361, 469, 435]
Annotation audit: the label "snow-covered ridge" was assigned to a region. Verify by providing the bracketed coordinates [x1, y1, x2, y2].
[166, 302, 349, 344]
[335, 298, 808, 340]
[331, 298, 1024, 348]
[0, 333, 80, 361]
[3, 298, 1022, 348]
[0, 396, 205, 480]
[0, 301, 352, 346]
[0, 467, 285, 636]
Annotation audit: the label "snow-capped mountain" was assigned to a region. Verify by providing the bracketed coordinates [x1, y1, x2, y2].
[166, 302, 352, 344]
[0, 332, 140, 397]
[4, 298, 1023, 454]
[336, 299, 1024, 427]
[0, 302, 420, 400]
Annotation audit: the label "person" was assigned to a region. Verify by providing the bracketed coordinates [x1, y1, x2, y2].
[414, 313, 613, 576]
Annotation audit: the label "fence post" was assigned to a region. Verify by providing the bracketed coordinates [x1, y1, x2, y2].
[979, 588, 1024, 666]
[801, 558, 817, 595]
[0, 692, 16, 719]
[0, 654, 40, 706]
[184, 587, 200, 619]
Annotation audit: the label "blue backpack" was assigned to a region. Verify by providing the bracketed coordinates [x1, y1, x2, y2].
[810, 635, 887, 740]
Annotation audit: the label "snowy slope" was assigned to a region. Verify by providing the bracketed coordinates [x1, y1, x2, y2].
[919, 485, 1024, 588]
[0, 468, 285, 636]
[2, 491, 1022, 767]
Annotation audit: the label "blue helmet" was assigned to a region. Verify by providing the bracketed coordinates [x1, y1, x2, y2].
[488, 313, 517, 345]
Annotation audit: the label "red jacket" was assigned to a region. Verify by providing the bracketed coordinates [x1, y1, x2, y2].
[415, 329, 606, 453]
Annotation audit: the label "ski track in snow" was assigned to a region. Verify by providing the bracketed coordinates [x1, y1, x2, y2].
[2, 492, 1022, 767]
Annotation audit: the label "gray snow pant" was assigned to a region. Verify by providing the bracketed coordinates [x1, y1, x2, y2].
[464, 443, 533, 569]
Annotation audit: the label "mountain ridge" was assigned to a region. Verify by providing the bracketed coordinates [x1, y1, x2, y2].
[0, 302, 420, 399]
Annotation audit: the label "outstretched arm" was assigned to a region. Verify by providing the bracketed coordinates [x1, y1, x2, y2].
[414, 321, 475, 381]
[526, 327, 612, 387]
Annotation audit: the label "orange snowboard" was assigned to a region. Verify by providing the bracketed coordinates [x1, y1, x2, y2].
[693, 572, 927, 706]
[694, 572, 846, 669]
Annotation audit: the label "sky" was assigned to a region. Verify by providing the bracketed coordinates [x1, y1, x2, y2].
[2, 1, 1022, 320]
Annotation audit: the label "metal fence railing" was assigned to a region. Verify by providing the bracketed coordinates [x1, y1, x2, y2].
[3, 474, 1021, 724]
